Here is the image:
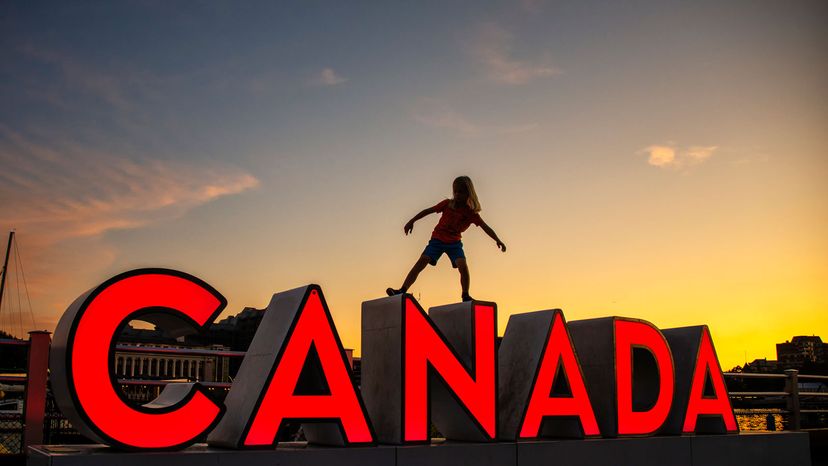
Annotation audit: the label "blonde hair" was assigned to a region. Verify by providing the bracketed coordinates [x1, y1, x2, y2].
[452, 176, 481, 213]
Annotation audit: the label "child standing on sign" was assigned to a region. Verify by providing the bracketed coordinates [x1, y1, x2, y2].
[386, 176, 506, 302]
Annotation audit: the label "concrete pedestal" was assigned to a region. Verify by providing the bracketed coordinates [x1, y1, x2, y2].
[29, 432, 811, 466]
[28, 443, 395, 466]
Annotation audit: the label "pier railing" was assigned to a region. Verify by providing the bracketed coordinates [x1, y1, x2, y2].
[723, 370, 828, 431]
[0, 332, 50, 457]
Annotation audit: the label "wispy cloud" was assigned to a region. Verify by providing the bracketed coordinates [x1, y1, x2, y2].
[519, 0, 546, 13]
[413, 99, 480, 136]
[412, 98, 539, 137]
[1, 46, 266, 333]
[642, 143, 718, 170]
[469, 23, 561, 85]
[18, 44, 163, 112]
[310, 68, 347, 86]
[0, 126, 259, 316]
[684, 145, 717, 163]
[644, 145, 677, 167]
[0, 128, 259, 245]
[495, 123, 540, 136]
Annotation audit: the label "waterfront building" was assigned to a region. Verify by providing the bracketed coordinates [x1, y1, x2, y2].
[742, 358, 780, 373]
[117, 325, 231, 382]
[777, 336, 826, 370]
[113, 343, 231, 382]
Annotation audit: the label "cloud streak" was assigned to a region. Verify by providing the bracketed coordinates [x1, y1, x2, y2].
[412, 98, 539, 137]
[0, 128, 258, 245]
[310, 68, 347, 86]
[470, 23, 561, 85]
[0, 126, 259, 311]
[413, 99, 480, 135]
[642, 143, 718, 170]
[18, 44, 163, 112]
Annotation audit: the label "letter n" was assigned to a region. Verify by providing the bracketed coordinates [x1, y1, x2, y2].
[361, 295, 496, 443]
[207, 285, 374, 448]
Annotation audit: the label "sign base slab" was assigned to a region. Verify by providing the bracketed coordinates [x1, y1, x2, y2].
[29, 432, 810, 466]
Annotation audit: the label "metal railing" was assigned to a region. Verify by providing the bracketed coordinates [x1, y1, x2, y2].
[724, 369, 828, 431]
[0, 332, 49, 457]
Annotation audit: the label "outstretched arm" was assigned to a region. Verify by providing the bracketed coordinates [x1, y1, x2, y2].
[404, 206, 439, 235]
[479, 220, 506, 252]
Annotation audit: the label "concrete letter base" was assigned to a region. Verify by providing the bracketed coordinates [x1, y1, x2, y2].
[29, 433, 810, 466]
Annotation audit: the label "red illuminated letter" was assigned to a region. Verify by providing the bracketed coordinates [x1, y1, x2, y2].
[242, 288, 374, 446]
[49, 269, 226, 450]
[520, 312, 599, 438]
[683, 327, 738, 432]
[615, 319, 675, 435]
[404, 299, 496, 442]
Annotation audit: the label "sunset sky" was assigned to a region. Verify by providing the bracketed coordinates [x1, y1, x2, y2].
[1, 1, 826, 369]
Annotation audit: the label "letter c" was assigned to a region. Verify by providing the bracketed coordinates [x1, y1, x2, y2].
[49, 269, 226, 450]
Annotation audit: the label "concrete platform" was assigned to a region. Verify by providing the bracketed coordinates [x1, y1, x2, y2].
[29, 432, 811, 466]
[28, 443, 396, 466]
[518, 433, 810, 466]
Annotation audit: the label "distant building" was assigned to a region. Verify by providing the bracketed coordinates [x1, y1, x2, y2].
[185, 306, 267, 376]
[191, 306, 267, 352]
[742, 358, 779, 373]
[777, 336, 826, 370]
[117, 326, 232, 383]
[114, 343, 231, 383]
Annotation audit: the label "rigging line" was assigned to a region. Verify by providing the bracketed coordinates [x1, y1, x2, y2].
[14, 242, 24, 338]
[13, 238, 35, 329]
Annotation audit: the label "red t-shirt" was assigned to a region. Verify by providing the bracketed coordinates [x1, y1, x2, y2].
[430, 199, 482, 243]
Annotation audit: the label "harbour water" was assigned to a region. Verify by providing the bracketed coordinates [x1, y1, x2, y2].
[735, 409, 785, 431]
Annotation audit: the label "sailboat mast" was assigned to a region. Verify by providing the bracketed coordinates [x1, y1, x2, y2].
[0, 230, 14, 310]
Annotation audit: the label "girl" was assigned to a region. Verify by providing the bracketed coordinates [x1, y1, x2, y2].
[386, 176, 506, 302]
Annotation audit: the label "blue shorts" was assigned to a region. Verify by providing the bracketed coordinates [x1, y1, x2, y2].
[422, 238, 465, 268]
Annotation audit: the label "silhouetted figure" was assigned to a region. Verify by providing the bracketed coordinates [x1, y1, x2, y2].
[386, 176, 506, 302]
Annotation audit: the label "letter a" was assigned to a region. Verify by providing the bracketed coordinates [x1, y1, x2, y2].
[662, 325, 738, 434]
[208, 285, 374, 448]
[682, 327, 738, 433]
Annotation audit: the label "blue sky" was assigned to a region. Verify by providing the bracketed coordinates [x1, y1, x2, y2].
[1, 1, 826, 367]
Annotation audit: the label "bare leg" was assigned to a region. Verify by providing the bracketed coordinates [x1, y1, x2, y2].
[401, 255, 432, 291]
[455, 258, 470, 298]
